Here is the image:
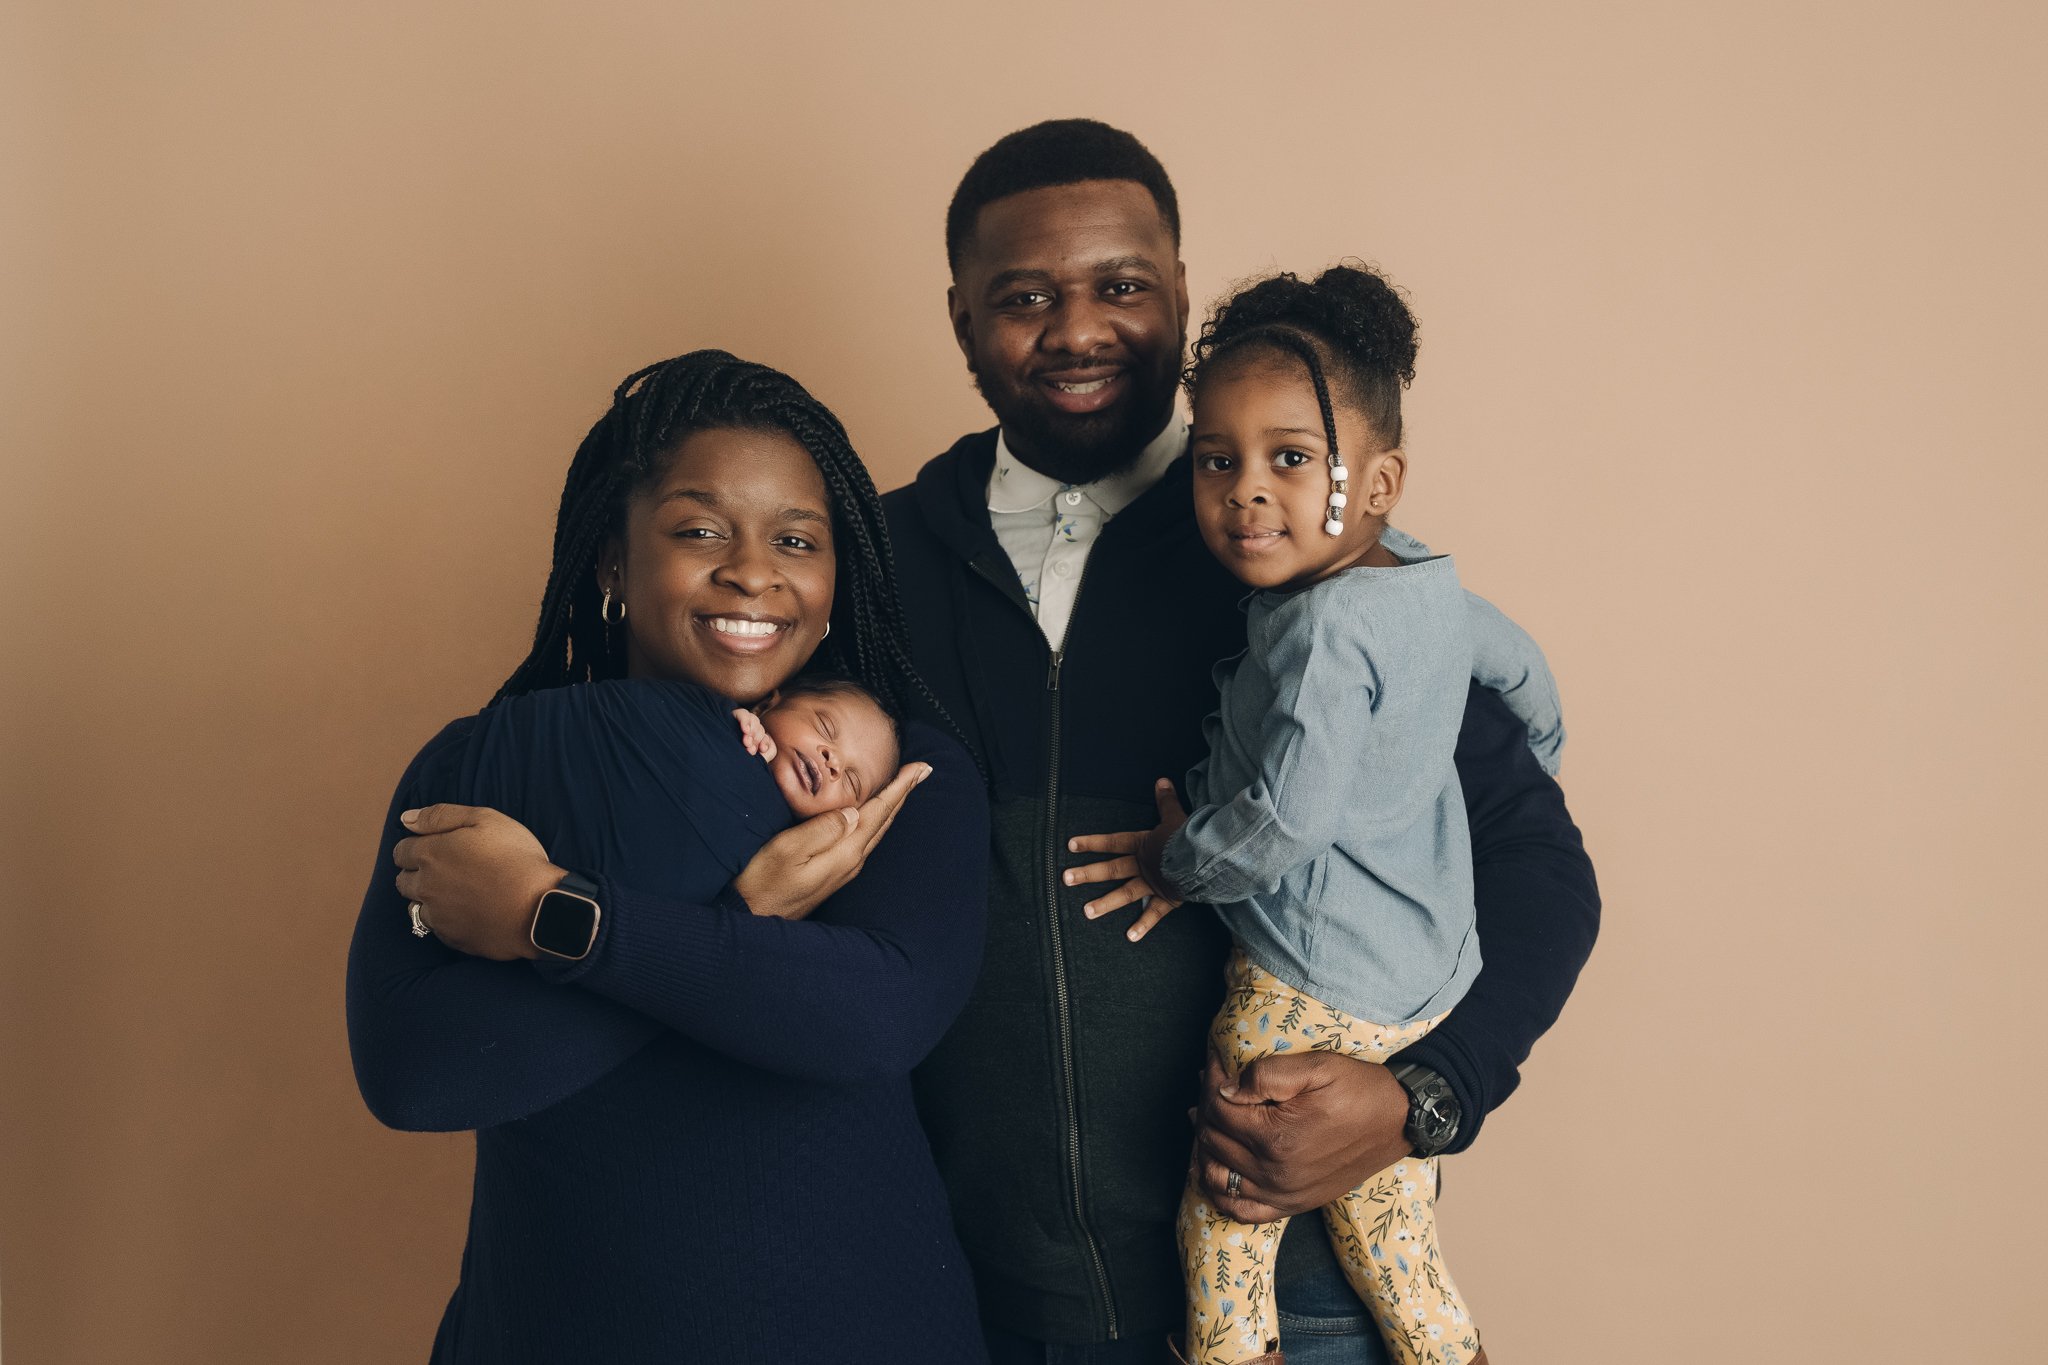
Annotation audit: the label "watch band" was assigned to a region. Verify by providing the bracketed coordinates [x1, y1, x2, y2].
[553, 870, 601, 901]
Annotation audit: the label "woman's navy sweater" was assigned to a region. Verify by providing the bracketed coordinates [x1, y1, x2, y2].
[345, 681, 991, 1364]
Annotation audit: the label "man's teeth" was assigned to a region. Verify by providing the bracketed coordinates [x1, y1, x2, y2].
[1051, 378, 1112, 394]
[709, 618, 781, 637]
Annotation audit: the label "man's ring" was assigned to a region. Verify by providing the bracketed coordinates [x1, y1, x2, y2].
[409, 901, 431, 937]
[1226, 1169, 1243, 1197]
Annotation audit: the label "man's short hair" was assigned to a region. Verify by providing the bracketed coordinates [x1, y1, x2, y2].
[945, 119, 1180, 273]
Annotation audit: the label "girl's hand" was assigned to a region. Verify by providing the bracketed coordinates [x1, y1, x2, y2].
[393, 805, 560, 960]
[1065, 779, 1189, 942]
[733, 707, 777, 761]
[732, 760, 932, 920]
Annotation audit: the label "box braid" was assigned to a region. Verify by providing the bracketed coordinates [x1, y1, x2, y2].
[491, 350, 962, 758]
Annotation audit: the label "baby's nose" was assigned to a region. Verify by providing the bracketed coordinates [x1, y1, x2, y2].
[818, 745, 839, 775]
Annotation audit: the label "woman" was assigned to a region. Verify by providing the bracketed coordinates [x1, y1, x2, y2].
[346, 351, 990, 1364]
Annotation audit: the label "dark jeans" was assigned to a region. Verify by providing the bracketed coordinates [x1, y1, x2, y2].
[982, 1239, 1392, 1364]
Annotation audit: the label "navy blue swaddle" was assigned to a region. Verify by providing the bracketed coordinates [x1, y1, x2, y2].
[453, 678, 793, 897]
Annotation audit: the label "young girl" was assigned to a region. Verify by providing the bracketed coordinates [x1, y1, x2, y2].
[1070, 265, 1563, 1365]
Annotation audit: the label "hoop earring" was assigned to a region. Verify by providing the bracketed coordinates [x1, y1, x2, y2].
[601, 587, 626, 625]
[822, 621, 831, 639]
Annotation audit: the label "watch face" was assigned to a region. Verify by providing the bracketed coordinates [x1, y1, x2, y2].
[1417, 1097, 1455, 1144]
[532, 890, 599, 959]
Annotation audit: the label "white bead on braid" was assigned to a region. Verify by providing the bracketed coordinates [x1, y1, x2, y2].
[1325, 452, 1348, 537]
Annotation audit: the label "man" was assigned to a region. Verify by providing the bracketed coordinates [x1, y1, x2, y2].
[885, 120, 1599, 1363]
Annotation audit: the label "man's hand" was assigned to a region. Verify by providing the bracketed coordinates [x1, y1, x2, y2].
[1191, 1049, 1412, 1222]
[732, 761, 931, 920]
[1065, 780, 1188, 942]
[393, 805, 561, 961]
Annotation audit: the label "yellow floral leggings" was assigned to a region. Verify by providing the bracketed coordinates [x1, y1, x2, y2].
[1178, 951, 1480, 1365]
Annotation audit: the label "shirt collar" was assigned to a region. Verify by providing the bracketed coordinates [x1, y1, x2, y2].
[986, 414, 1189, 517]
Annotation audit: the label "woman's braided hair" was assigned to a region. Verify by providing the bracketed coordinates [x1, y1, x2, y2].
[1184, 261, 1420, 462]
[492, 350, 949, 738]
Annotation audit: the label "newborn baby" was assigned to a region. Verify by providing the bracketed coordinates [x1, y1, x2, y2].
[734, 677, 901, 818]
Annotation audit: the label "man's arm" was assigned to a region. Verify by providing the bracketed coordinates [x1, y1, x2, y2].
[1396, 679, 1600, 1152]
[1191, 680, 1598, 1215]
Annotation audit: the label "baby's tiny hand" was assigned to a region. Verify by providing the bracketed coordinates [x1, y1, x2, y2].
[733, 708, 777, 762]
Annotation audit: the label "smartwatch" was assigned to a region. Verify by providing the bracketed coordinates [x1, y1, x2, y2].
[529, 870, 603, 962]
[1388, 1061, 1463, 1159]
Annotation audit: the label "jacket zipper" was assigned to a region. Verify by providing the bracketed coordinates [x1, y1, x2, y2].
[971, 554, 1121, 1339]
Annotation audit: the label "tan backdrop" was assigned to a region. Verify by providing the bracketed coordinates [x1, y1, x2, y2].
[4, 2, 2043, 1361]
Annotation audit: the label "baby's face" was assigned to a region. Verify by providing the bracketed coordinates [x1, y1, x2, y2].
[761, 690, 899, 818]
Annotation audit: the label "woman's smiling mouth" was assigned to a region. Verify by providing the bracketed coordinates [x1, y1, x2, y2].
[698, 613, 793, 654]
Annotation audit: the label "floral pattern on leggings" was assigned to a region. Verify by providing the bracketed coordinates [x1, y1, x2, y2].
[1178, 950, 1480, 1365]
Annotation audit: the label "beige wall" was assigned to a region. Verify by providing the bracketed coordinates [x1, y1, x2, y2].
[5, 2, 2043, 1360]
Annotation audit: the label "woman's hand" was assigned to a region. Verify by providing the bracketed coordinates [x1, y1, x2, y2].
[733, 760, 932, 921]
[1065, 779, 1189, 942]
[392, 805, 562, 961]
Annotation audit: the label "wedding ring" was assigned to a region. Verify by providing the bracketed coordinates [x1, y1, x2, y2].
[1226, 1170, 1243, 1197]
[409, 901, 431, 937]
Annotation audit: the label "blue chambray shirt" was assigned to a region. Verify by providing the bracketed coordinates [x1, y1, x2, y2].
[1159, 530, 1563, 1026]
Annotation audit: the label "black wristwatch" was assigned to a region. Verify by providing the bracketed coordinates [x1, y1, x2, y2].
[1389, 1062, 1462, 1158]
[529, 870, 603, 961]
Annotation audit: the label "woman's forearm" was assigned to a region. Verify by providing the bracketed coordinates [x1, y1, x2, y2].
[537, 732, 989, 1084]
[345, 737, 664, 1132]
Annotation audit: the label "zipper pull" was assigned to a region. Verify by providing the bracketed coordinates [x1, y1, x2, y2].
[1046, 651, 1064, 691]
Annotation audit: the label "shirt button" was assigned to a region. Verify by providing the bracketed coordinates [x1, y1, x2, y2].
[1064, 491, 1083, 506]
[1052, 559, 1073, 577]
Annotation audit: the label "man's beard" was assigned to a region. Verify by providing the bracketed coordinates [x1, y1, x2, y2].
[975, 366, 1180, 486]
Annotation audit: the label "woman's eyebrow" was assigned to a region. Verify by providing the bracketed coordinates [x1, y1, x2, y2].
[651, 489, 827, 526]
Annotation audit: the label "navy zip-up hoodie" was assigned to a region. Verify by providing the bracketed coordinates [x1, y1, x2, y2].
[892, 430, 1601, 1344]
